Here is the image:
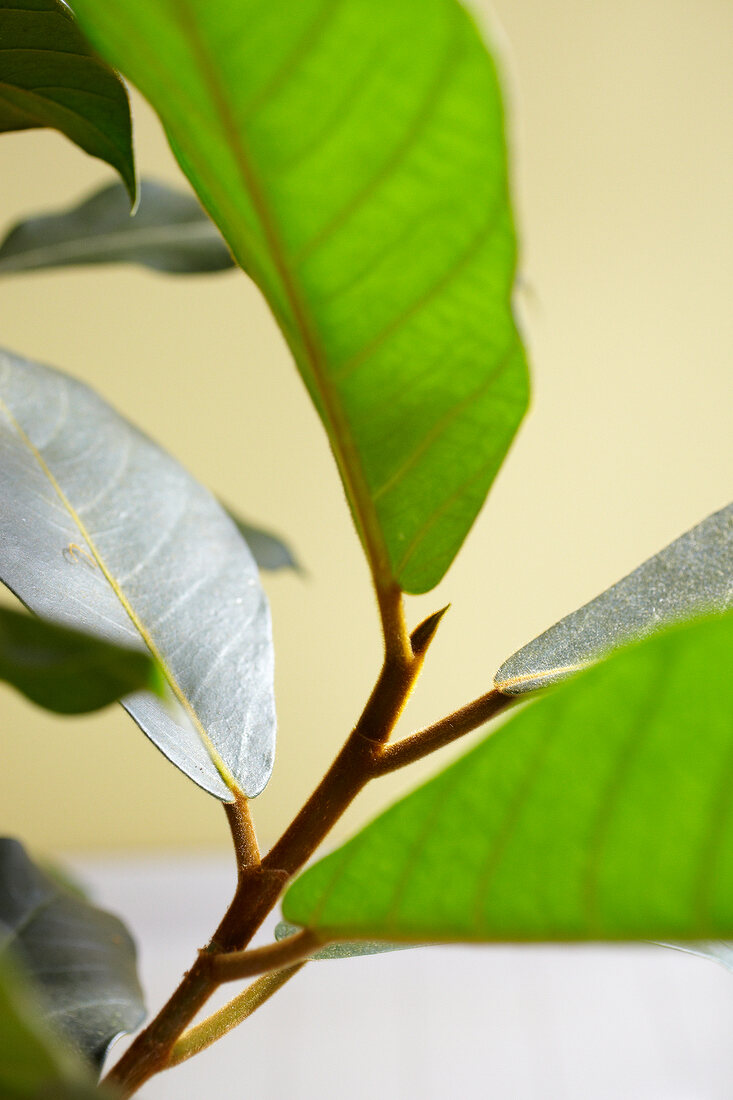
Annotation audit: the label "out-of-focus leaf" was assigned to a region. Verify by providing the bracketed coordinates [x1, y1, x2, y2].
[227, 510, 300, 574]
[0, 0, 135, 202]
[0, 838, 144, 1071]
[274, 921, 406, 960]
[283, 613, 733, 945]
[659, 940, 733, 974]
[495, 502, 733, 695]
[71, 0, 529, 595]
[0, 604, 163, 714]
[0, 180, 235, 276]
[0, 348, 276, 801]
[0, 956, 102, 1098]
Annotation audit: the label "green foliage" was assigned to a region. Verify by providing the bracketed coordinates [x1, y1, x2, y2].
[70, 0, 529, 594]
[0, 0, 731, 1093]
[0, 0, 135, 201]
[284, 613, 733, 943]
[0, 839, 145, 1070]
[0, 179, 233, 275]
[0, 605, 164, 713]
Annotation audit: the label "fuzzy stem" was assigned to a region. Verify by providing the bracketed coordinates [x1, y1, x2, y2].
[372, 688, 516, 775]
[168, 965, 305, 1068]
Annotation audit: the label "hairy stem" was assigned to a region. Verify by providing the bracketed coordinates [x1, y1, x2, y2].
[168, 965, 304, 1068]
[372, 688, 516, 774]
[210, 929, 321, 982]
[224, 792, 260, 878]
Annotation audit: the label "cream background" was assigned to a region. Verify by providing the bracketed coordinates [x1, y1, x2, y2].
[0, 0, 731, 853]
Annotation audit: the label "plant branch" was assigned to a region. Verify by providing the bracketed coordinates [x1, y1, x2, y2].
[103, 613, 433, 1097]
[209, 929, 321, 982]
[371, 688, 516, 775]
[168, 965, 305, 1068]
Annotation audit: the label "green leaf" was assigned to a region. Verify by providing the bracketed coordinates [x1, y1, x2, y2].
[0, 347, 276, 801]
[0, 179, 235, 276]
[0, 0, 135, 202]
[227, 510, 301, 574]
[0, 956, 101, 1098]
[0, 838, 144, 1072]
[495, 502, 733, 695]
[0, 604, 164, 714]
[283, 612, 733, 944]
[70, 0, 529, 594]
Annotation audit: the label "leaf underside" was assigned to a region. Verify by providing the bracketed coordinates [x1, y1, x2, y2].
[495, 502, 733, 694]
[0, 604, 162, 713]
[0, 838, 144, 1071]
[284, 612, 733, 945]
[0, 347, 276, 800]
[0, 179, 235, 276]
[274, 921, 407, 961]
[71, 0, 529, 594]
[0, 0, 135, 201]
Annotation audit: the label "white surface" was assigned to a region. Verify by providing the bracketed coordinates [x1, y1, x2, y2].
[65, 856, 733, 1099]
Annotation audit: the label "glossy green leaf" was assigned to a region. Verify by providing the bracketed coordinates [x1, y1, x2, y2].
[495, 502, 733, 695]
[0, 957, 101, 1098]
[0, 347, 276, 801]
[0, 838, 144, 1071]
[71, 0, 529, 594]
[0, 0, 135, 202]
[284, 612, 733, 944]
[227, 510, 301, 574]
[0, 179, 234, 275]
[0, 604, 164, 714]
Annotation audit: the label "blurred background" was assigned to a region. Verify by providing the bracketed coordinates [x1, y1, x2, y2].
[1, 0, 732, 856]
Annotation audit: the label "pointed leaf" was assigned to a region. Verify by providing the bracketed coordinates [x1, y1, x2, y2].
[0, 0, 135, 201]
[0, 179, 234, 276]
[0, 838, 144, 1071]
[495, 502, 733, 695]
[0, 605, 164, 714]
[71, 0, 529, 595]
[227, 510, 301, 574]
[0, 957, 102, 1098]
[283, 612, 733, 945]
[0, 347, 276, 800]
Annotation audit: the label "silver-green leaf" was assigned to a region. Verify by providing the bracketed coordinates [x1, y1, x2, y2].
[0, 348, 276, 800]
[0, 838, 144, 1071]
[495, 502, 732, 695]
[0, 180, 235, 276]
[274, 921, 406, 961]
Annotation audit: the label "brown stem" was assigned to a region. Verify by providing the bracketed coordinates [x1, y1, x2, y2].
[210, 929, 321, 982]
[264, 647, 422, 877]
[372, 688, 516, 775]
[224, 791, 260, 879]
